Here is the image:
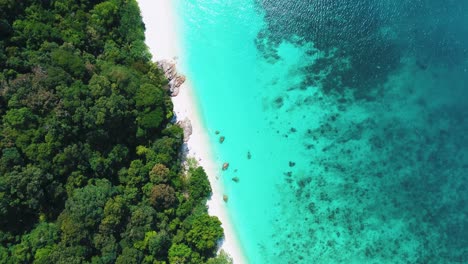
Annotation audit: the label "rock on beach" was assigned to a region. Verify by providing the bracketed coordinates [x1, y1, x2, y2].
[158, 60, 186, 97]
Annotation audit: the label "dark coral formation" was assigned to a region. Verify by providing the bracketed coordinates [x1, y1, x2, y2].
[256, 0, 468, 101]
[253, 1, 468, 260]
[262, 65, 468, 262]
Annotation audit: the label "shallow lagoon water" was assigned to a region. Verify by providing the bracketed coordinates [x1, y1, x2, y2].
[175, 0, 468, 263]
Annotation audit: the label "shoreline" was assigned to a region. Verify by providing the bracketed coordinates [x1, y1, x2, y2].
[136, 1, 246, 263]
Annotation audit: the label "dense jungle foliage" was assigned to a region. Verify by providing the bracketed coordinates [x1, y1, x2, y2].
[0, 0, 230, 263]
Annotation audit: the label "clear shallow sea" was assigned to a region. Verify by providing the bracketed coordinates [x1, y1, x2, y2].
[174, 0, 468, 263]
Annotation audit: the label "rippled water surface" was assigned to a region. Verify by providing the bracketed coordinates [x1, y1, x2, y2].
[176, 0, 468, 262]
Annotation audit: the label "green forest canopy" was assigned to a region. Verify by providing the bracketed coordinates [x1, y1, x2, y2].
[0, 0, 231, 263]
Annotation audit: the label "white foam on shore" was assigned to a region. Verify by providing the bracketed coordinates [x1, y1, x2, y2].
[136, 1, 246, 263]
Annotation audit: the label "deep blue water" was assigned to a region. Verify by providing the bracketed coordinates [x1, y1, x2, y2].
[177, 0, 468, 262]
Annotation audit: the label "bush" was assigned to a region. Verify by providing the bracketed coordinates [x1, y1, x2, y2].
[188, 167, 212, 202]
[149, 184, 177, 210]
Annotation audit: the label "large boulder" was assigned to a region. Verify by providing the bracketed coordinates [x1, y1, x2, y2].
[158, 60, 186, 97]
[173, 75, 186, 87]
[158, 60, 177, 80]
[177, 118, 192, 142]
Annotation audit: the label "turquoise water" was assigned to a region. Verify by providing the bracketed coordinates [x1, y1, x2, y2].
[175, 0, 468, 263]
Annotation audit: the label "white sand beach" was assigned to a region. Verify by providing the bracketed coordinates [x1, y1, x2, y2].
[136, 1, 246, 263]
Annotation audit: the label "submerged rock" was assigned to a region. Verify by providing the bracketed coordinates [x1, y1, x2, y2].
[215, 130, 220, 135]
[247, 151, 252, 160]
[274, 96, 284, 108]
[222, 162, 229, 170]
[232, 177, 239, 183]
[223, 194, 229, 202]
[219, 136, 225, 143]
[289, 161, 296, 167]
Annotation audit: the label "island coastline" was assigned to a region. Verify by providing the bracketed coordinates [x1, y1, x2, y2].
[136, 1, 247, 263]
